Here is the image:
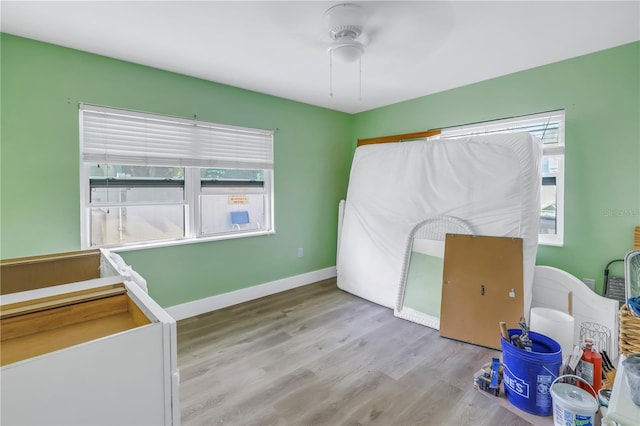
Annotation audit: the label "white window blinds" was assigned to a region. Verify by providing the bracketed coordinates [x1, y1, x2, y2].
[438, 110, 565, 155]
[80, 104, 273, 169]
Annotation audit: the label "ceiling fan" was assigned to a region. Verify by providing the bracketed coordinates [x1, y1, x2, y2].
[324, 3, 371, 98]
[324, 3, 369, 63]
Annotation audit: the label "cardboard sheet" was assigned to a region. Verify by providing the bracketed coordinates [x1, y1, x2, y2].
[439, 234, 524, 350]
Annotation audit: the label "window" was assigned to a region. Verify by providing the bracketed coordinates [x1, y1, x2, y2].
[80, 104, 274, 248]
[434, 110, 565, 246]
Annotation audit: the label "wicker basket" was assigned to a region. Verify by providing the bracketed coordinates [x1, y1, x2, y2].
[620, 303, 640, 356]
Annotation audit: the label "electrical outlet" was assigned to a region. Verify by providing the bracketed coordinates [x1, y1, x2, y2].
[297, 247, 304, 258]
[582, 278, 595, 292]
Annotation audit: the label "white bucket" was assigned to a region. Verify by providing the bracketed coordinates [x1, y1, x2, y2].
[530, 307, 575, 358]
[550, 375, 599, 426]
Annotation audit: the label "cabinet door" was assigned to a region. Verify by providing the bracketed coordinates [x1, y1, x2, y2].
[439, 234, 523, 350]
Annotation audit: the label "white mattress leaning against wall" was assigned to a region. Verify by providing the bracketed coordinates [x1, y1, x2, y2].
[336, 132, 542, 318]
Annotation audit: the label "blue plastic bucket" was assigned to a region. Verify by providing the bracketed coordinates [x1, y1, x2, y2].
[501, 329, 562, 416]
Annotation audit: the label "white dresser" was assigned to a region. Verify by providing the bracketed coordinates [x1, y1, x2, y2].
[0, 249, 179, 425]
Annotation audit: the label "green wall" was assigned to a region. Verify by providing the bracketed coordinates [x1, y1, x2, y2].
[353, 41, 640, 292]
[2, 34, 638, 306]
[0, 34, 353, 307]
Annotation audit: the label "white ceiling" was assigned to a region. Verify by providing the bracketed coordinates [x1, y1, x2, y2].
[2, 1, 639, 114]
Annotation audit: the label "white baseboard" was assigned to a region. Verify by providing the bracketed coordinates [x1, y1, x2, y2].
[166, 266, 337, 321]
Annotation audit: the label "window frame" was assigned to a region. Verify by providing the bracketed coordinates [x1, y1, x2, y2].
[433, 110, 566, 246]
[79, 105, 275, 250]
[194, 168, 273, 238]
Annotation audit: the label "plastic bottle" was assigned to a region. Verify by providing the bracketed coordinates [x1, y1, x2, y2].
[577, 338, 602, 397]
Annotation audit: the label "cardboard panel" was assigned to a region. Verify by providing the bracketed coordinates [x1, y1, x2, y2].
[439, 234, 524, 350]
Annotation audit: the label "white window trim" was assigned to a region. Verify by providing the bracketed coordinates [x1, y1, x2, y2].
[79, 104, 275, 250]
[434, 110, 565, 246]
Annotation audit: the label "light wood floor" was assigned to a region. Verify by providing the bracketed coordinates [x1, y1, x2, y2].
[177, 278, 533, 426]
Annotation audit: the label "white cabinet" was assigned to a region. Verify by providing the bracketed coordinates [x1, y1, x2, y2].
[0, 250, 179, 425]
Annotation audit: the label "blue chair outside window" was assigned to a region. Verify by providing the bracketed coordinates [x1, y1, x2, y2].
[231, 211, 250, 230]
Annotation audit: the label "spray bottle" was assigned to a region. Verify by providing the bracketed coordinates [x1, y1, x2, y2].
[577, 338, 602, 397]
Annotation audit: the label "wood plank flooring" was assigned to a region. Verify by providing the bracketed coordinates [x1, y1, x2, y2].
[177, 278, 533, 426]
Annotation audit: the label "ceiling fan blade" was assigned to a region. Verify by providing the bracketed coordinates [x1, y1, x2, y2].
[360, 26, 384, 46]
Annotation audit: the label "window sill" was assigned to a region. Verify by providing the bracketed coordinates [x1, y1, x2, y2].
[103, 229, 276, 253]
[538, 238, 564, 247]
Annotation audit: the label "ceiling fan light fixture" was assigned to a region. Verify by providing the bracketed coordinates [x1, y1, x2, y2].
[329, 37, 364, 62]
